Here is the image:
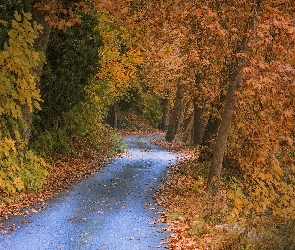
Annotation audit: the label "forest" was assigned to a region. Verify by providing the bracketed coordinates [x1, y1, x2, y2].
[0, 0, 295, 249]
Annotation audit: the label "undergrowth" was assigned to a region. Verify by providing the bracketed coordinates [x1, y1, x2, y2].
[156, 154, 295, 250]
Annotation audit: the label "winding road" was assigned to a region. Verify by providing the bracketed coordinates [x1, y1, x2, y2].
[0, 134, 179, 250]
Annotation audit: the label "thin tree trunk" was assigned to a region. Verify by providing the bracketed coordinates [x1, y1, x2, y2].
[109, 104, 117, 128]
[208, 0, 264, 192]
[21, 0, 52, 148]
[176, 99, 189, 136]
[193, 99, 206, 145]
[160, 90, 171, 131]
[198, 114, 220, 161]
[183, 113, 194, 143]
[198, 92, 226, 161]
[193, 72, 206, 145]
[166, 81, 183, 142]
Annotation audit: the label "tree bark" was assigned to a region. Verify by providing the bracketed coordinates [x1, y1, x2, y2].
[160, 90, 171, 131]
[193, 99, 206, 145]
[21, 0, 52, 148]
[208, 0, 264, 192]
[176, 99, 189, 136]
[183, 113, 194, 143]
[166, 81, 184, 142]
[198, 114, 221, 161]
[192, 72, 206, 146]
[108, 104, 118, 128]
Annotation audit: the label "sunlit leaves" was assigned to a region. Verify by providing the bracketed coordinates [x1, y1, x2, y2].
[92, 13, 142, 102]
[0, 11, 48, 195]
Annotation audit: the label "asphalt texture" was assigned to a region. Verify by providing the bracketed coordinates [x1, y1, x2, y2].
[0, 134, 179, 250]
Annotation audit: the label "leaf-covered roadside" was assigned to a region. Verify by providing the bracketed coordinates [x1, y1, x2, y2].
[155, 157, 230, 250]
[0, 134, 124, 222]
[154, 140, 295, 250]
[0, 111, 156, 231]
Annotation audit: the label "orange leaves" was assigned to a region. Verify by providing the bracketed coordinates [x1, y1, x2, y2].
[121, 7, 129, 15]
[0, 19, 7, 26]
[34, 2, 83, 29]
[74, 2, 92, 13]
[227, 2, 295, 221]
[93, 13, 142, 99]
[283, 107, 294, 119]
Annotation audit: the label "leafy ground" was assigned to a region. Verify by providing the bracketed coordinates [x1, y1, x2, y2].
[153, 139, 232, 249]
[154, 139, 295, 250]
[0, 111, 158, 221]
[0, 139, 112, 218]
[0, 112, 231, 248]
[1, 112, 292, 249]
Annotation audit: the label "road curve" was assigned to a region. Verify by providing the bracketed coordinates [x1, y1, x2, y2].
[0, 134, 179, 250]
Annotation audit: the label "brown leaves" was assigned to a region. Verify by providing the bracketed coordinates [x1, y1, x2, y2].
[34, 2, 83, 29]
[155, 151, 229, 249]
[0, 139, 108, 217]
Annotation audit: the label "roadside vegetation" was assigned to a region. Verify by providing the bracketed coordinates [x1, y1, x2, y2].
[155, 138, 295, 250]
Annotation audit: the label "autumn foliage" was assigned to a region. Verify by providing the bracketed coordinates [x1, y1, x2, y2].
[1, 0, 295, 248]
[0, 11, 49, 194]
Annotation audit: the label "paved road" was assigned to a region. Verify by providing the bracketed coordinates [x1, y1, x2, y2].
[0, 134, 179, 250]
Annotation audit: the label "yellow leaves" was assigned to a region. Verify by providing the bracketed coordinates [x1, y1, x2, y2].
[23, 12, 32, 21]
[1, 138, 16, 157]
[0, 19, 7, 26]
[0, 11, 48, 195]
[8, 29, 17, 39]
[228, 159, 295, 223]
[95, 13, 142, 98]
[13, 177, 24, 191]
[3, 142, 13, 157]
[0, 11, 42, 118]
[0, 136, 48, 194]
[14, 11, 22, 22]
[271, 159, 283, 176]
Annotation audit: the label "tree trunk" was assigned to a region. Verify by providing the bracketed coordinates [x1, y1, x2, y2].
[183, 113, 194, 143]
[176, 99, 189, 136]
[193, 99, 206, 145]
[198, 114, 221, 161]
[160, 91, 170, 131]
[166, 81, 184, 142]
[108, 104, 118, 128]
[208, 0, 263, 192]
[193, 72, 206, 146]
[21, 0, 52, 148]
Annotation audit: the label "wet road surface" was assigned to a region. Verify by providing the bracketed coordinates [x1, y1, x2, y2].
[0, 134, 179, 250]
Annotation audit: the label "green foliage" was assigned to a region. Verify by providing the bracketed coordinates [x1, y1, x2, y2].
[253, 220, 295, 250]
[117, 85, 163, 128]
[36, 11, 102, 128]
[31, 100, 125, 158]
[0, 147, 49, 194]
[31, 11, 127, 160]
[140, 92, 163, 128]
[30, 126, 73, 157]
[0, 0, 23, 49]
